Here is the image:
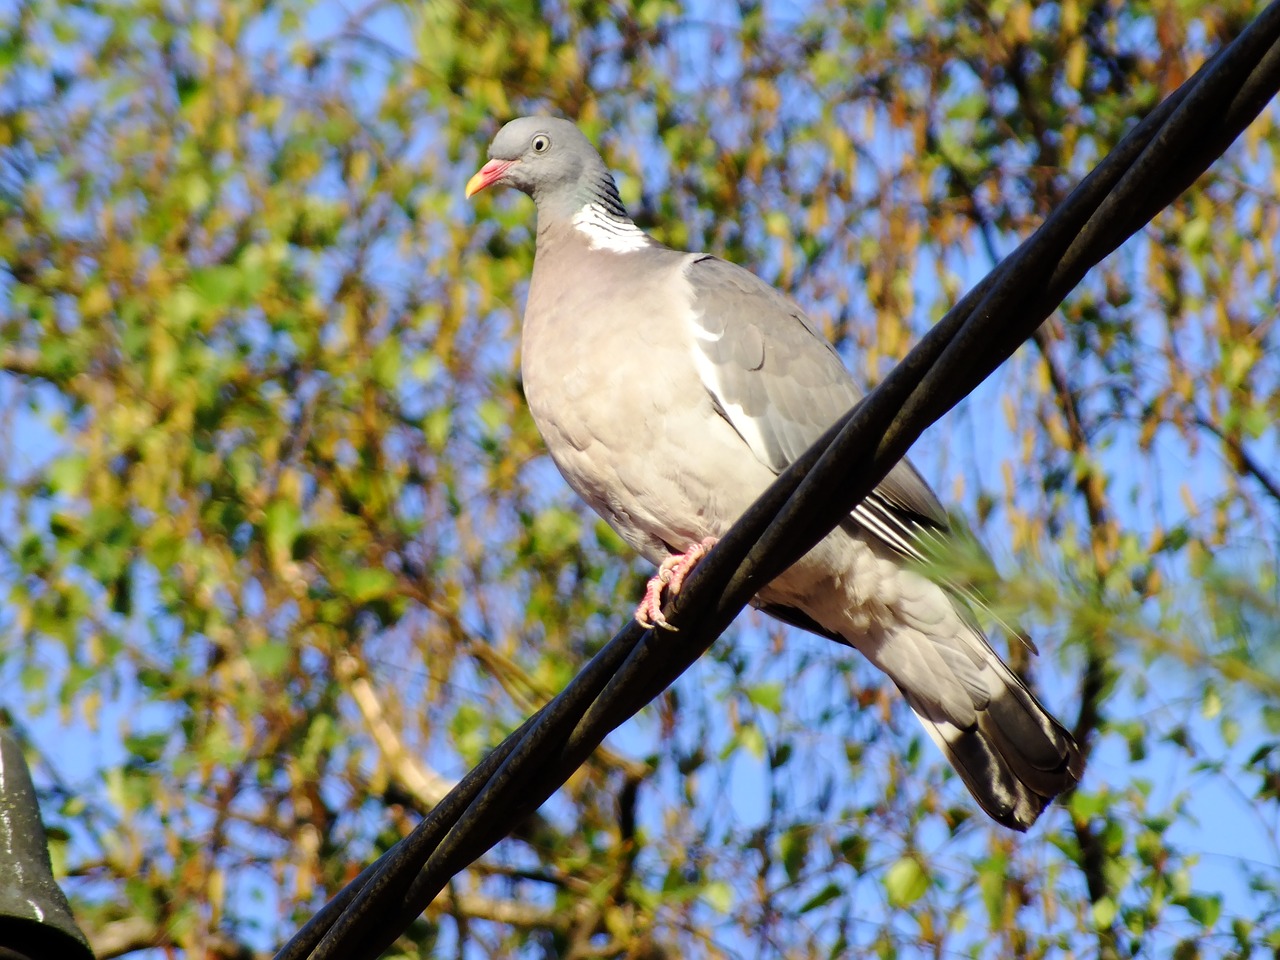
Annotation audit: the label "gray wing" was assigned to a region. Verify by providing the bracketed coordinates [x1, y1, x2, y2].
[683, 254, 949, 558]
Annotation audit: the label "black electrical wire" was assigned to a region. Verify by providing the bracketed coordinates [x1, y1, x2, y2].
[276, 8, 1280, 958]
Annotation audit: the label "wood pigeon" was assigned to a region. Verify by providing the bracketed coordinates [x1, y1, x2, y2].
[466, 116, 1083, 830]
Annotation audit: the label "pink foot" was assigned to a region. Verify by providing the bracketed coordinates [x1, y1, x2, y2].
[633, 537, 719, 630]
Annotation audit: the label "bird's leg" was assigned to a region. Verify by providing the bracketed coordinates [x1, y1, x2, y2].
[634, 537, 719, 630]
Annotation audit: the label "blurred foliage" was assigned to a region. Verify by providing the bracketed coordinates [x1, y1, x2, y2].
[1, 0, 1278, 957]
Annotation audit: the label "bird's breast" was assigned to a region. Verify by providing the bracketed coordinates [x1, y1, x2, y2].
[519, 253, 777, 562]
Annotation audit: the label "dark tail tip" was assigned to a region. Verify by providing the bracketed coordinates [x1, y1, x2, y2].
[913, 682, 1083, 831]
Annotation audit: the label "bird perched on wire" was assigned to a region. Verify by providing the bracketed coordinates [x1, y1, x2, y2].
[466, 115, 1082, 830]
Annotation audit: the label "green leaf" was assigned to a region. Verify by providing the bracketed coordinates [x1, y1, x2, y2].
[839, 834, 868, 872]
[477, 397, 507, 434]
[344, 567, 397, 604]
[978, 853, 1008, 925]
[799, 883, 841, 914]
[372, 338, 401, 391]
[702, 880, 733, 914]
[1092, 896, 1118, 928]
[1201, 685, 1222, 720]
[531, 507, 580, 555]
[885, 856, 928, 908]
[48, 454, 88, 496]
[191, 265, 242, 306]
[779, 826, 808, 884]
[1069, 789, 1108, 820]
[745, 681, 784, 714]
[739, 724, 766, 760]
[424, 406, 452, 451]
[124, 732, 169, 764]
[1183, 894, 1221, 928]
[264, 499, 301, 567]
[246, 641, 292, 678]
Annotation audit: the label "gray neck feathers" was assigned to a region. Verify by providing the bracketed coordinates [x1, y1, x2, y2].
[534, 158, 629, 222]
[534, 158, 650, 253]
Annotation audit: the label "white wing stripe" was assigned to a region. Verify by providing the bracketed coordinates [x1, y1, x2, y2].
[853, 500, 930, 562]
[690, 345, 775, 461]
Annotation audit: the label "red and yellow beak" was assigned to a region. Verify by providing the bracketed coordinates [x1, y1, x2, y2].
[465, 158, 515, 198]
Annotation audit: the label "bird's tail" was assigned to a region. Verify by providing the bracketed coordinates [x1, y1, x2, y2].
[901, 657, 1083, 831]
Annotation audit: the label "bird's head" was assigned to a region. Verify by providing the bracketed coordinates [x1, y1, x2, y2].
[465, 116, 619, 219]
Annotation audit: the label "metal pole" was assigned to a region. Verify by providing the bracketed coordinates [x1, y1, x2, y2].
[0, 724, 94, 960]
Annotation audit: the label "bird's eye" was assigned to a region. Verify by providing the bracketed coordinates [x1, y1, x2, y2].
[532, 134, 550, 153]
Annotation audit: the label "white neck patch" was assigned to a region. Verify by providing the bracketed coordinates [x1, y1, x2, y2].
[571, 202, 651, 253]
